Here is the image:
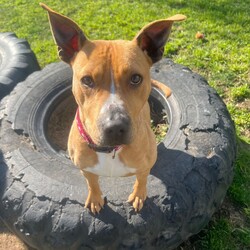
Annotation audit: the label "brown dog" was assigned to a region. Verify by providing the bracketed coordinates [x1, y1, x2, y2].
[40, 3, 186, 214]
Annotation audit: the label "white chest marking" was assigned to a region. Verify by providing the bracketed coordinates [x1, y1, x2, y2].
[85, 152, 136, 177]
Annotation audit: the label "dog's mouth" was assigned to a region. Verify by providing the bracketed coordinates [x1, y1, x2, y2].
[85, 130, 132, 153]
[76, 107, 131, 152]
[97, 127, 132, 148]
[97, 135, 132, 148]
[97, 108, 133, 147]
[88, 143, 121, 153]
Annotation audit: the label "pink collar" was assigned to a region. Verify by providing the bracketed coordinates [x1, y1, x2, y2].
[75, 108, 122, 156]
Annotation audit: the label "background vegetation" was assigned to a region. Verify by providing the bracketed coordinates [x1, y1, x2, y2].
[0, 0, 249, 249]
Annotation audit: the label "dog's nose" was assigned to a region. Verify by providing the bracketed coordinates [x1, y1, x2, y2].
[105, 119, 128, 137]
[100, 112, 131, 146]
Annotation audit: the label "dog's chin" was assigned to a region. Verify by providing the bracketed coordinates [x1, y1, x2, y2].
[98, 134, 132, 147]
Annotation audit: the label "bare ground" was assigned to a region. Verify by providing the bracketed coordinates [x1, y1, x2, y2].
[0, 221, 28, 250]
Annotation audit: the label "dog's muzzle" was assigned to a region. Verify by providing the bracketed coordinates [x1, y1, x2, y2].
[99, 107, 132, 146]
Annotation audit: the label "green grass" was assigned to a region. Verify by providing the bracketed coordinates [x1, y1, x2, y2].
[1, 0, 249, 249]
[197, 218, 250, 250]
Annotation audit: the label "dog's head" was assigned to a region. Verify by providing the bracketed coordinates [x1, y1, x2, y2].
[41, 3, 185, 147]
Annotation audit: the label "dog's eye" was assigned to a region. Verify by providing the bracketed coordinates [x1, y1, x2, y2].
[130, 74, 142, 86]
[81, 76, 94, 88]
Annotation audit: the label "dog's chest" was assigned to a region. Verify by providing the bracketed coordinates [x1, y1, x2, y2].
[85, 152, 136, 177]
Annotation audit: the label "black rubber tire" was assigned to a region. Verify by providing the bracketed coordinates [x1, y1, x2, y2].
[0, 59, 236, 250]
[0, 32, 40, 100]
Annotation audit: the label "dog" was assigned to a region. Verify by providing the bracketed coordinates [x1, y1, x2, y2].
[40, 3, 186, 214]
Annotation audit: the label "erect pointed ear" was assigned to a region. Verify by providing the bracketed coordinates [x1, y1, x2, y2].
[40, 3, 87, 63]
[134, 14, 186, 64]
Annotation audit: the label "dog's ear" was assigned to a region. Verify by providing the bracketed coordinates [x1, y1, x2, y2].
[134, 14, 186, 63]
[40, 3, 87, 63]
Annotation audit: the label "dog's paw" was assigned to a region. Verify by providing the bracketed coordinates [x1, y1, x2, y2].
[127, 189, 147, 212]
[85, 193, 105, 214]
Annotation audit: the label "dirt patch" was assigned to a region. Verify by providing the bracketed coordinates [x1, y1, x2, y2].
[215, 197, 249, 229]
[47, 95, 77, 151]
[0, 221, 29, 250]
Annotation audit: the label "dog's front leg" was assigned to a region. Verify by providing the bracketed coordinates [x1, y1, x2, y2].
[127, 170, 150, 212]
[81, 170, 104, 214]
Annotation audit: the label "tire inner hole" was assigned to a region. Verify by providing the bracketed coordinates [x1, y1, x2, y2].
[47, 93, 169, 152]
